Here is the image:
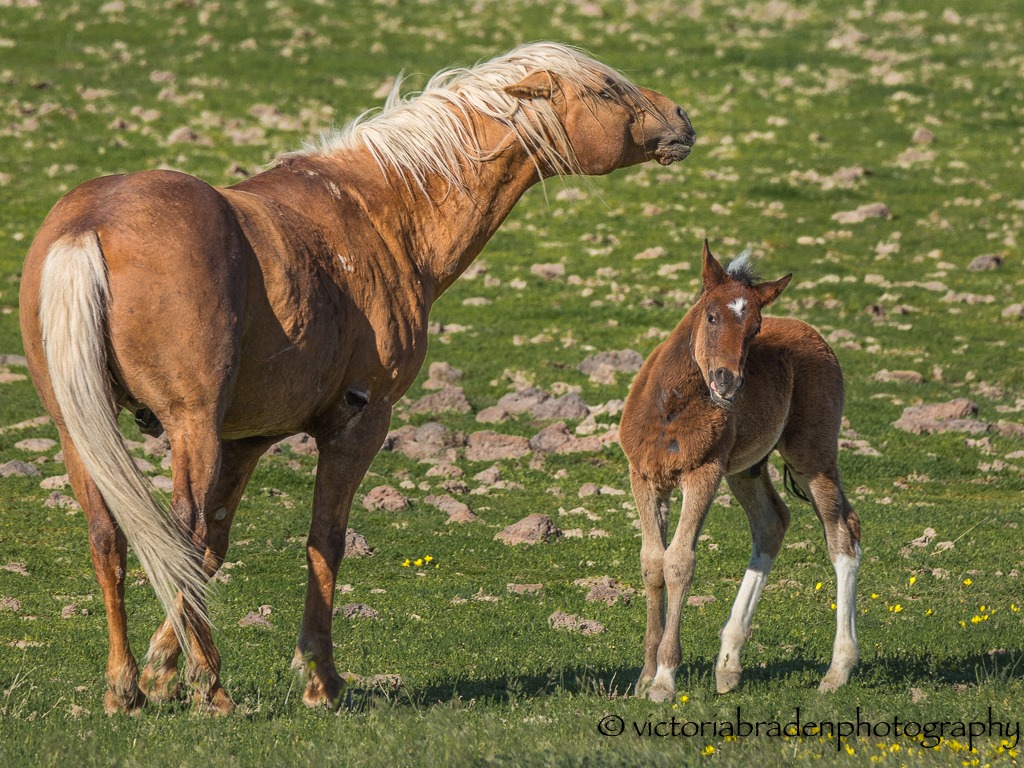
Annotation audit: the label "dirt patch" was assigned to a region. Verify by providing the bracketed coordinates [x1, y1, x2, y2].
[548, 610, 605, 635]
[424, 493, 480, 523]
[573, 576, 636, 606]
[335, 603, 379, 620]
[0, 460, 41, 478]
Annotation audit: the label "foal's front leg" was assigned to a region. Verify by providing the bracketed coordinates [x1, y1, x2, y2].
[630, 470, 670, 697]
[293, 406, 392, 708]
[648, 462, 721, 703]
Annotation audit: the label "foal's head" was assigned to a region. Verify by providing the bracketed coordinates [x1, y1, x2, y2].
[691, 241, 792, 407]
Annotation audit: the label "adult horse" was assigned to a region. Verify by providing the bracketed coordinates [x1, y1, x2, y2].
[619, 242, 861, 702]
[19, 42, 695, 714]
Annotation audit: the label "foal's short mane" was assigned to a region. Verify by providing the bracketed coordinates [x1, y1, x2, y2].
[725, 249, 760, 286]
[298, 42, 654, 194]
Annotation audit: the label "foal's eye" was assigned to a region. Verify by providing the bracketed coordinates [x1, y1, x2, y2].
[707, 314, 716, 324]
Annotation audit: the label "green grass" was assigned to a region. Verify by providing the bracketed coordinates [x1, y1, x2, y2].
[1, 1, 1023, 765]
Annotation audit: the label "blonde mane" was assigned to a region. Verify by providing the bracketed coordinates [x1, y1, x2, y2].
[300, 42, 653, 193]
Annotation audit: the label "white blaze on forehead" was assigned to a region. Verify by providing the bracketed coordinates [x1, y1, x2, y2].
[727, 297, 747, 318]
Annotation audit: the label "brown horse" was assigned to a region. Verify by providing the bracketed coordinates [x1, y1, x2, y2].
[619, 241, 861, 702]
[19, 43, 695, 714]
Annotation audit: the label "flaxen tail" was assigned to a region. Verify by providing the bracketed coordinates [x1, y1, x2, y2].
[37, 232, 207, 653]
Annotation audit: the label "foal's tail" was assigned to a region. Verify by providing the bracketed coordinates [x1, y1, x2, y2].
[37, 232, 207, 653]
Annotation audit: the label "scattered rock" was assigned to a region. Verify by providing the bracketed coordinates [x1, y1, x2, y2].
[967, 254, 1004, 271]
[687, 595, 717, 607]
[473, 464, 502, 484]
[873, 369, 924, 384]
[407, 385, 472, 415]
[238, 605, 273, 628]
[912, 528, 937, 547]
[341, 672, 404, 691]
[425, 462, 463, 479]
[0, 597, 22, 612]
[151, 476, 174, 492]
[831, 202, 891, 224]
[0, 460, 41, 478]
[61, 604, 82, 619]
[634, 246, 667, 260]
[912, 127, 935, 145]
[1001, 303, 1024, 320]
[893, 399, 987, 435]
[383, 422, 464, 461]
[0, 354, 29, 367]
[424, 494, 480, 523]
[942, 290, 994, 305]
[422, 361, 463, 390]
[495, 513, 562, 545]
[363, 485, 410, 512]
[465, 431, 530, 461]
[336, 603, 379, 620]
[344, 530, 373, 558]
[272, 433, 318, 456]
[574, 575, 636, 606]
[532, 392, 590, 421]
[1, 563, 29, 576]
[43, 491, 80, 510]
[578, 482, 600, 497]
[39, 474, 69, 490]
[548, 610, 605, 635]
[14, 436, 56, 454]
[529, 421, 617, 454]
[142, 434, 171, 457]
[578, 349, 644, 385]
[530, 263, 565, 279]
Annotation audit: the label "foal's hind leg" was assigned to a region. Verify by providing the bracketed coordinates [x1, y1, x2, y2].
[630, 470, 670, 697]
[715, 466, 790, 693]
[62, 435, 145, 714]
[787, 464, 861, 691]
[141, 437, 271, 709]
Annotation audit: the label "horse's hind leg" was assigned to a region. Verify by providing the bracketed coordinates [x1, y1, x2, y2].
[61, 435, 145, 714]
[787, 463, 861, 691]
[715, 466, 790, 693]
[141, 437, 271, 709]
[630, 469, 670, 697]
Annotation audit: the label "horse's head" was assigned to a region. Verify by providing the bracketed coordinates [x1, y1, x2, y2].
[502, 50, 695, 176]
[691, 240, 792, 408]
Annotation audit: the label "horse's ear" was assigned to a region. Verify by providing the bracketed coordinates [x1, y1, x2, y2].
[755, 273, 792, 307]
[504, 71, 559, 100]
[701, 239, 727, 290]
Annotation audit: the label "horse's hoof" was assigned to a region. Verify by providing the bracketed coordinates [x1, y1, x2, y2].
[104, 687, 146, 716]
[715, 667, 742, 694]
[193, 685, 235, 715]
[302, 672, 345, 709]
[139, 665, 180, 703]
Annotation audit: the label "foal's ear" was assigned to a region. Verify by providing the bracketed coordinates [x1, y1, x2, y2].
[504, 71, 559, 100]
[701, 239, 727, 290]
[755, 273, 793, 307]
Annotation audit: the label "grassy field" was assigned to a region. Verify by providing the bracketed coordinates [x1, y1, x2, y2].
[1, 0, 1022, 765]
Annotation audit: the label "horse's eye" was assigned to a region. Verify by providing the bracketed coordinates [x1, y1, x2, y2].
[597, 88, 614, 100]
[707, 314, 716, 324]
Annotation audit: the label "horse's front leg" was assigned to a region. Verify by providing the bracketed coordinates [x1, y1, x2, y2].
[293, 404, 392, 708]
[648, 462, 721, 703]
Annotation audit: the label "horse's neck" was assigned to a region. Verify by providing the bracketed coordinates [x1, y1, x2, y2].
[383, 147, 541, 298]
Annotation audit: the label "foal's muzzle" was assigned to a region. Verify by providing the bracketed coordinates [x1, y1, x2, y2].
[709, 367, 743, 406]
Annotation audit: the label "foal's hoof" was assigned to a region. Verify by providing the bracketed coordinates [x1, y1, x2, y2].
[647, 682, 676, 703]
[715, 667, 742, 694]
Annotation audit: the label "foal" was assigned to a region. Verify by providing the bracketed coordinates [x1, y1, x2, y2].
[619, 241, 861, 702]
